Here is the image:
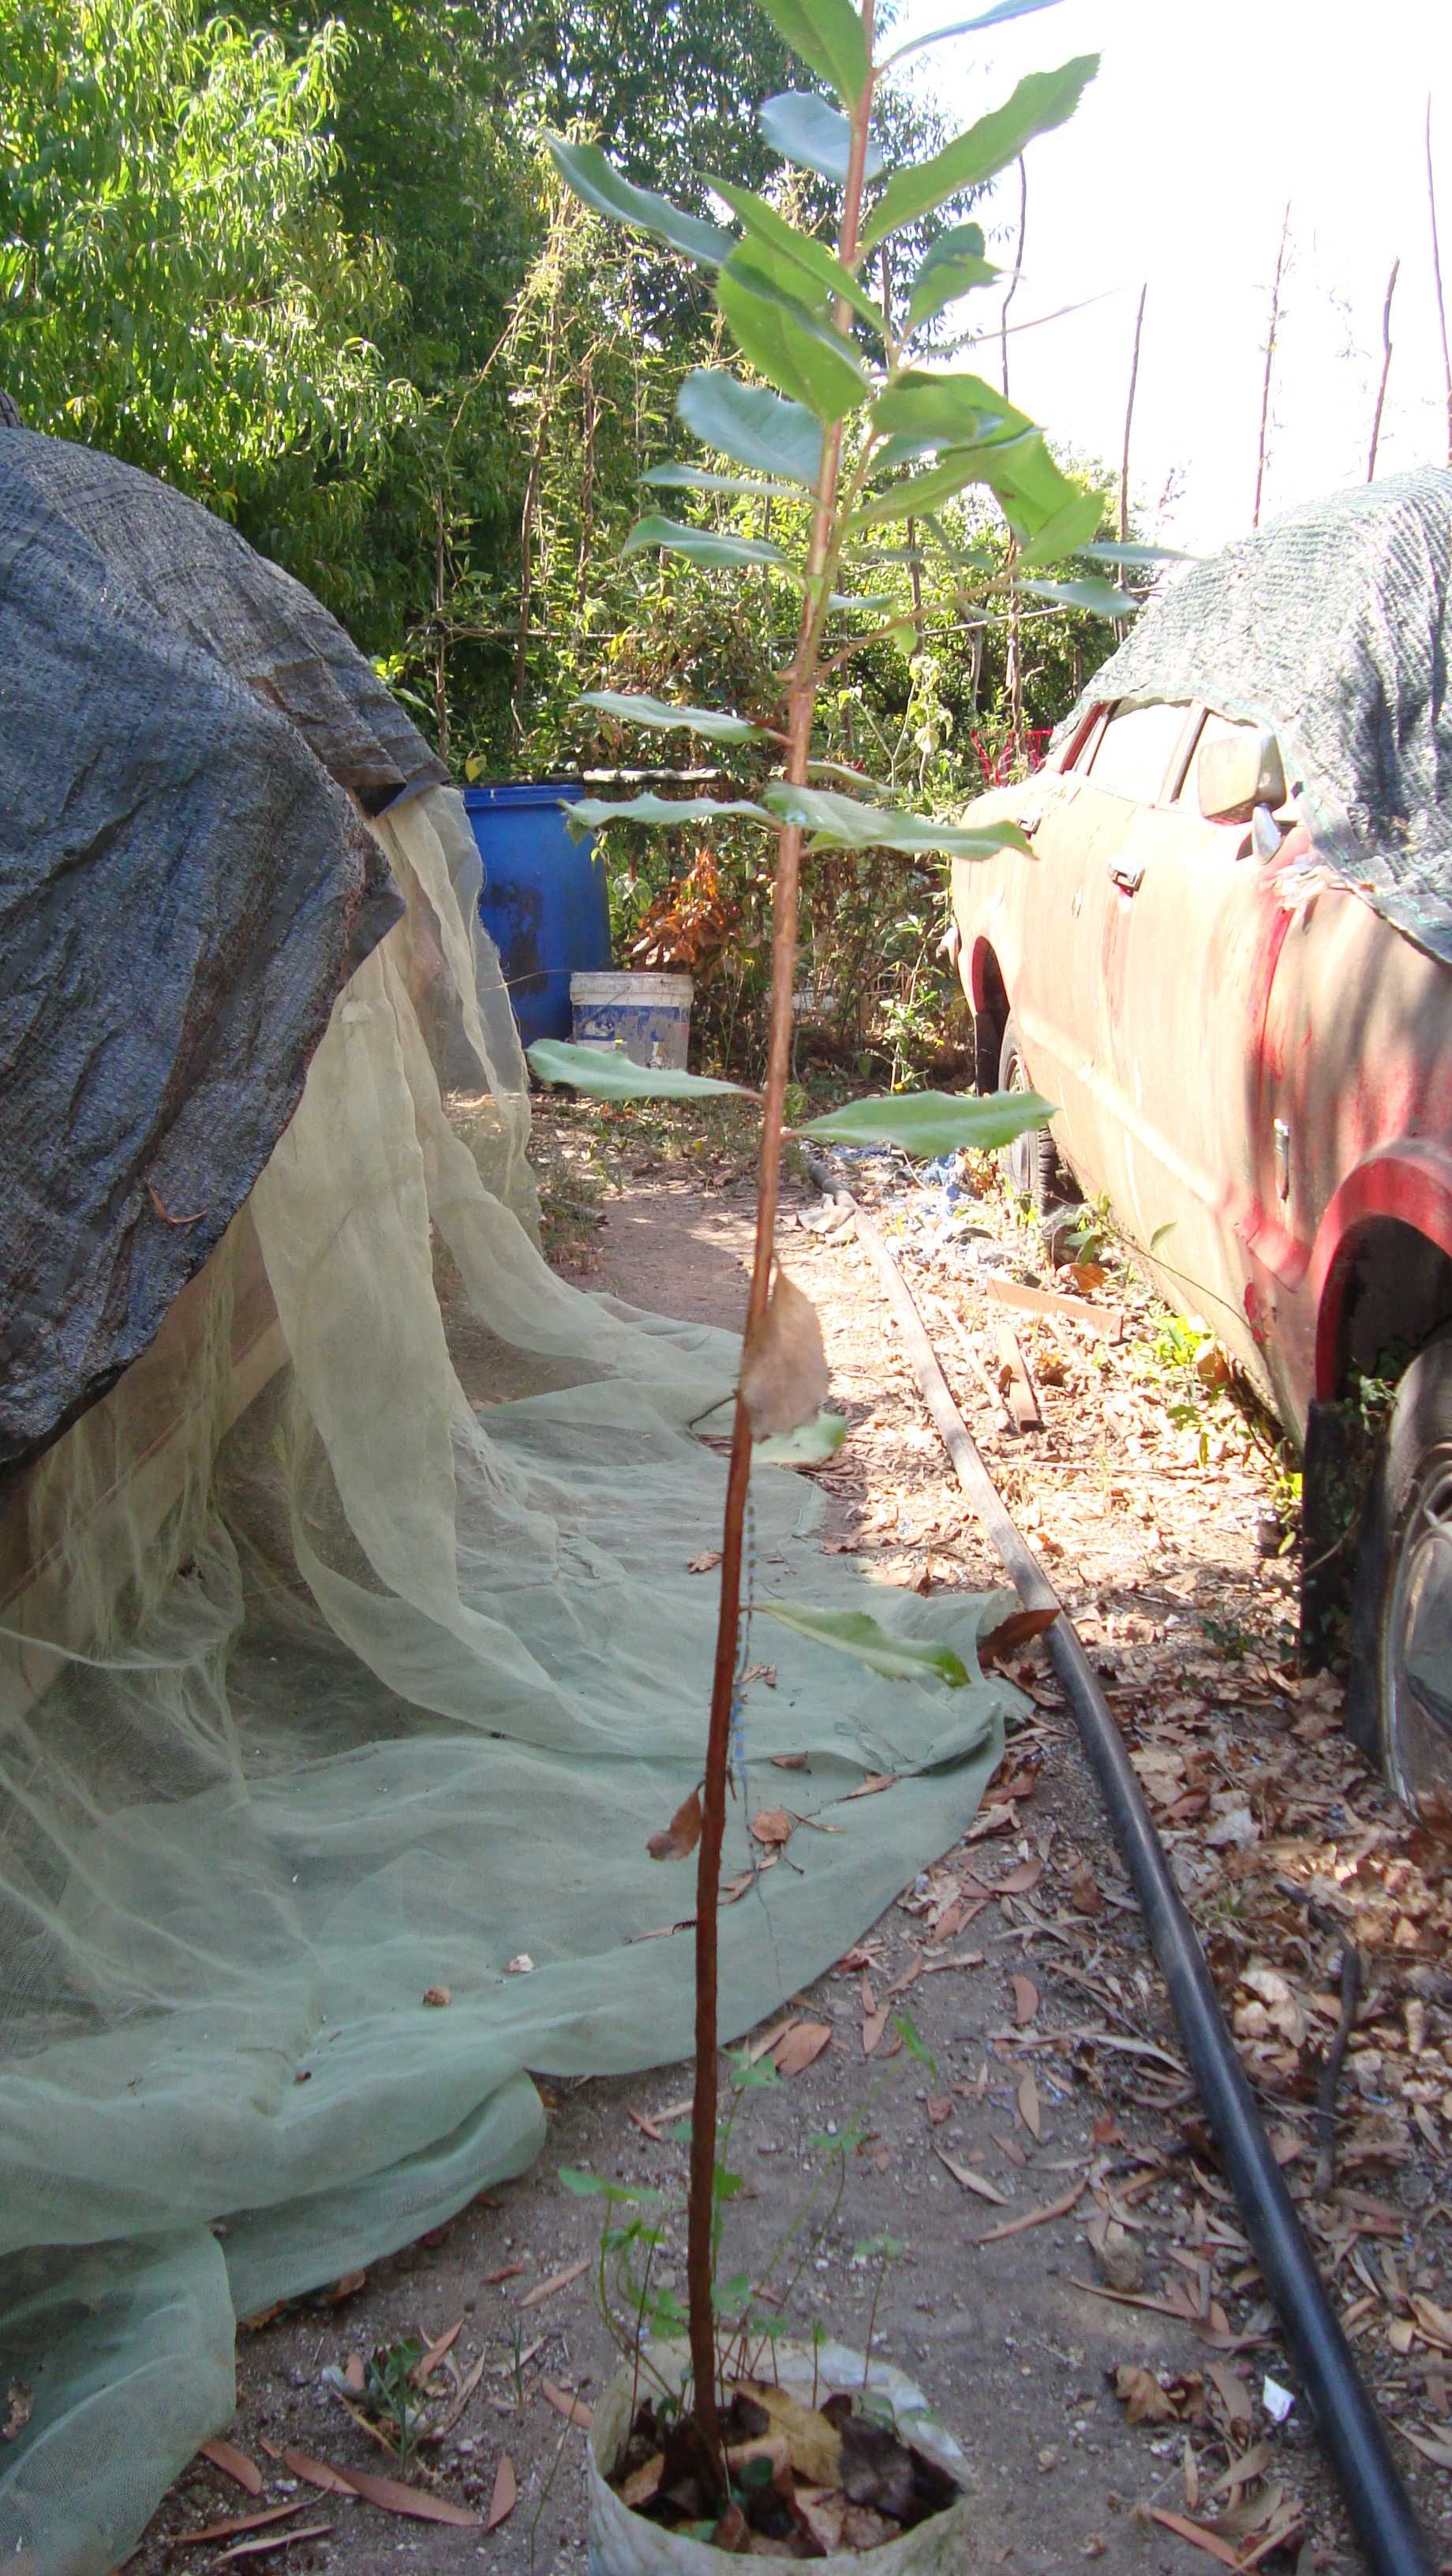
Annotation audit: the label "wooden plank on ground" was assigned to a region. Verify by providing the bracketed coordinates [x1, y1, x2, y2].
[985, 1275, 1124, 1342]
[993, 1318, 1041, 1432]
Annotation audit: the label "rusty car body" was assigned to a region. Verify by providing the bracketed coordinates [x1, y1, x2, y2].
[947, 620, 1452, 1809]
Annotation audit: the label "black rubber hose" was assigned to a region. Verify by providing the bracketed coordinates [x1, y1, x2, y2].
[804, 1151, 1433, 2576]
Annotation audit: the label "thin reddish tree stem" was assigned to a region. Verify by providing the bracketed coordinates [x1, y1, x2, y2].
[686, 6, 878, 2455]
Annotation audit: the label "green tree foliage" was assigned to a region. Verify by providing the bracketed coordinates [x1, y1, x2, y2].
[1, 0, 414, 571]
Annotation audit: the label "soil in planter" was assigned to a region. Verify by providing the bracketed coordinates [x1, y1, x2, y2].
[610, 2379, 960, 2556]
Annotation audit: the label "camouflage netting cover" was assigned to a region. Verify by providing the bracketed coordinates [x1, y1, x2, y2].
[0, 428, 447, 1472]
[1059, 468, 1452, 959]
[0, 444, 1016, 2572]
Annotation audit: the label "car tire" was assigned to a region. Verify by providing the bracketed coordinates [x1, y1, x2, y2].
[1349, 1331, 1452, 1809]
[998, 1015, 1061, 1211]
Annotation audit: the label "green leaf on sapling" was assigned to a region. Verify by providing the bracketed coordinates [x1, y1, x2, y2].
[1080, 539, 1196, 567]
[903, 223, 998, 334]
[573, 691, 765, 743]
[710, 178, 885, 332]
[567, 794, 772, 833]
[1020, 575, 1136, 618]
[677, 369, 824, 485]
[559, 2167, 666, 2203]
[527, 1040, 752, 1101]
[882, 0, 1064, 69]
[641, 461, 803, 499]
[622, 513, 789, 571]
[861, 58, 1098, 249]
[797, 1088, 1057, 1155]
[546, 137, 734, 267]
[717, 264, 873, 423]
[749, 0, 870, 104]
[760, 91, 884, 185]
[850, 445, 1013, 528]
[762, 781, 1031, 858]
[760, 1600, 973, 1687]
[1011, 488, 1105, 567]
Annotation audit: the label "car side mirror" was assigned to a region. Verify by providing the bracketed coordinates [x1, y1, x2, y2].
[1198, 728, 1286, 826]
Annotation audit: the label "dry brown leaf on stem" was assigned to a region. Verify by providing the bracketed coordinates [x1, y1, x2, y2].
[750, 1807, 794, 1848]
[740, 1269, 829, 1440]
[486, 2454, 518, 2530]
[773, 2020, 833, 2076]
[648, 1788, 703, 1862]
[198, 2439, 263, 2495]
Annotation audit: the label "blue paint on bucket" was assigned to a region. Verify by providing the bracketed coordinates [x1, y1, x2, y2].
[462, 781, 611, 1048]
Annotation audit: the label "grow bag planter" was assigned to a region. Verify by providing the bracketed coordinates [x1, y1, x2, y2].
[587, 2341, 972, 2576]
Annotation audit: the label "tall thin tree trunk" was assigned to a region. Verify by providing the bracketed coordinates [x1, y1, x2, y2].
[1366, 255, 1401, 481]
[999, 159, 1027, 754]
[433, 489, 449, 767]
[686, 0, 878, 2460]
[576, 352, 597, 602]
[1428, 98, 1452, 466]
[1253, 202, 1291, 530]
[1119, 283, 1147, 543]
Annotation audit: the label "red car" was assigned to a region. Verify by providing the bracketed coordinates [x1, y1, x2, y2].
[946, 473, 1452, 1810]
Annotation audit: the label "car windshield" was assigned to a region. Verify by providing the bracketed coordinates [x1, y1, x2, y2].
[1087, 701, 1193, 803]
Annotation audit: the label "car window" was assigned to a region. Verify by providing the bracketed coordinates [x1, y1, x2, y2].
[1177, 710, 1268, 811]
[1086, 701, 1194, 803]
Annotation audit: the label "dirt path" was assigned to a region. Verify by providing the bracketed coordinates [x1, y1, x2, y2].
[135, 1122, 1451, 2576]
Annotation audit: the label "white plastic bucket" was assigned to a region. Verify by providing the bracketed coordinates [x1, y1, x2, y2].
[571, 971, 693, 1072]
[586, 2339, 972, 2576]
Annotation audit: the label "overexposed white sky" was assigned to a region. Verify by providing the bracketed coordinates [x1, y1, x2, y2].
[899, 0, 1452, 550]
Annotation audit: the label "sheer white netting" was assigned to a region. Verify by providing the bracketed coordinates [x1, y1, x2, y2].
[0, 787, 1015, 2573]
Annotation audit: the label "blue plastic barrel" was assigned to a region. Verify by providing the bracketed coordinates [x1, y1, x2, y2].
[461, 781, 611, 1047]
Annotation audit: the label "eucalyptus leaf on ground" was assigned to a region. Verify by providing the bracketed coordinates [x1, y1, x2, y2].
[676, 369, 824, 485]
[797, 1088, 1056, 1156]
[573, 691, 764, 743]
[759, 90, 884, 186]
[759, 1602, 972, 1689]
[545, 137, 733, 268]
[527, 1040, 750, 1101]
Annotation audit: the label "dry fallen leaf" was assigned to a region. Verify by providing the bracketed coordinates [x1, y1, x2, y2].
[336, 2466, 480, 2527]
[178, 2503, 309, 2549]
[975, 2177, 1086, 2245]
[1011, 1973, 1039, 2026]
[486, 2454, 518, 2530]
[421, 1985, 451, 2009]
[862, 2006, 889, 2056]
[647, 1787, 703, 1862]
[1112, 2366, 1179, 2426]
[844, 1772, 897, 1799]
[198, 2439, 261, 2494]
[687, 1551, 722, 1574]
[925, 2095, 954, 2126]
[519, 2257, 589, 2308]
[979, 1606, 1059, 1668]
[740, 1268, 830, 1440]
[283, 2452, 354, 2495]
[1146, 2507, 1241, 2567]
[541, 2380, 593, 2429]
[934, 2149, 1011, 2205]
[1016, 2068, 1042, 2140]
[770, 1750, 808, 1770]
[1069, 1863, 1104, 1917]
[773, 2020, 833, 2076]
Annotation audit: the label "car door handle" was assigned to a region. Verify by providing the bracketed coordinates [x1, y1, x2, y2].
[1108, 859, 1144, 893]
